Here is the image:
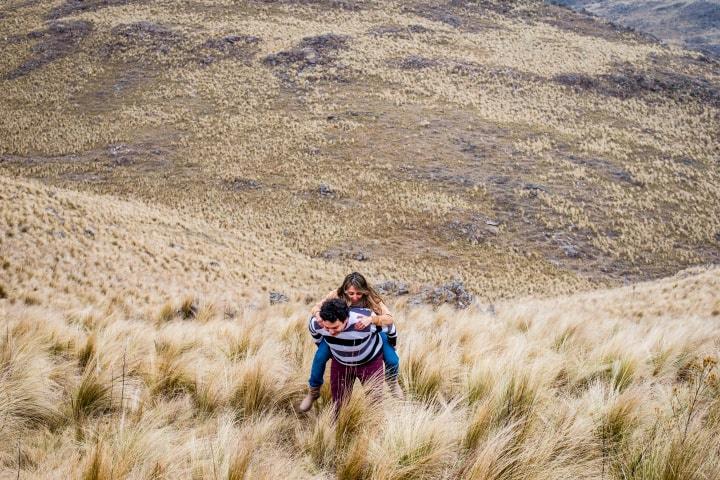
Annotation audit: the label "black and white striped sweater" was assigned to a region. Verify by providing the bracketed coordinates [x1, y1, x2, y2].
[308, 307, 398, 366]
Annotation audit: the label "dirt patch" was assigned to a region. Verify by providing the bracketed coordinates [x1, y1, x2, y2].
[540, 2, 657, 44]
[106, 21, 184, 57]
[443, 215, 500, 245]
[263, 33, 351, 84]
[227, 177, 262, 191]
[391, 55, 439, 70]
[368, 24, 432, 39]
[253, 0, 366, 11]
[196, 34, 261, 66]
[5, 20, 93, 80]
[554, 64, 720, 107]
[48, 0, 143, 19]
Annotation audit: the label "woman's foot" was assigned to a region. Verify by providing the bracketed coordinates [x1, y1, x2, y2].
[297, 386, 321, 413]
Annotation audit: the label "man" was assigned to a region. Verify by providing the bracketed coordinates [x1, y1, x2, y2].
[305, 298, 387, 409]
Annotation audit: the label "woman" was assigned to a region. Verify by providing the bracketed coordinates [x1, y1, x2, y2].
[298, 272, 402, 412]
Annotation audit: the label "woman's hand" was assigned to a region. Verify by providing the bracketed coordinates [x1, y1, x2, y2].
[354, 315, 372, 330]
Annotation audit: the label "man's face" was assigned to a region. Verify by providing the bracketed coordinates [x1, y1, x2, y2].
[321, 318, 348, 336]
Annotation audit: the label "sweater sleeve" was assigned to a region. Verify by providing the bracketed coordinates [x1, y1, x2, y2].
[308, 316, 323, 345]
[373, 301, 394, 326]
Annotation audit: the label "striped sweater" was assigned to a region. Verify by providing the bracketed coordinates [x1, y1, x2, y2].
[309, 307, 398, 366]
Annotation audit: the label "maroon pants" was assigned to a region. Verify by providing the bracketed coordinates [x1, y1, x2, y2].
[330, 354, 384, 408]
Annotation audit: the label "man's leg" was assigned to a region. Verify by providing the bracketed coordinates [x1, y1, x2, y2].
[356, 354, 385, 403]
[330, 358, 355, 409]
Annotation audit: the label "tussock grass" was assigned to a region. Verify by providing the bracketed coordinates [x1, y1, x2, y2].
[69, 366, 113, 424]
[1, 253, 719, 478]
[0, 152, 720, 474]
[368, 404, 459, 480]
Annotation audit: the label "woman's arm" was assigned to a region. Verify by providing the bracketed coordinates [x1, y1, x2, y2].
[372, 301, 394, 326]
[310, 290, 339, 318]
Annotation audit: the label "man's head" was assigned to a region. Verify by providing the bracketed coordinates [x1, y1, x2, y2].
[319, 298, 350, 336]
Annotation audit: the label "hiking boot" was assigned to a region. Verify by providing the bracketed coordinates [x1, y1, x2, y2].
[387, 378, 404, 400]
[297, 386, 321, 413]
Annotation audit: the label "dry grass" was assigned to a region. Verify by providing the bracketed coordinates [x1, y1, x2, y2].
[1, 0, 719, 477]
[0, 0, 717, 300]
[1, 179, 719, 478]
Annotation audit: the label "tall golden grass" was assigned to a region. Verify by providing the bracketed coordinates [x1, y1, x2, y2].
[2, 176, 719, 478]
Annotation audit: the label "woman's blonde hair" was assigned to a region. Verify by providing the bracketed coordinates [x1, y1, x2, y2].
[336, 272, 384, 314]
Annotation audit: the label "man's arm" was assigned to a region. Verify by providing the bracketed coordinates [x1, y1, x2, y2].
[308, 315, 324, 345]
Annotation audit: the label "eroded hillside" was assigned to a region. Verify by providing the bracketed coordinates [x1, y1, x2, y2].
[1, 0, 719, 301]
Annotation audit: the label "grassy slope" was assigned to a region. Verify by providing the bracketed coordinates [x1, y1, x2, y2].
[1, 0, 720, 477]
[1, 0, 719, 301]
[1, 175, 720, 479]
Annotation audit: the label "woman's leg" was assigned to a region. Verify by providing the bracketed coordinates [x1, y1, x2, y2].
[380, 332, 400, 381]
[308, 339, 332, 388]
[298, 340, 332, 412]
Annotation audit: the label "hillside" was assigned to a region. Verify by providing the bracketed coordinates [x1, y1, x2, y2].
[1, 0, 720, 478]
[551, 0, 720, 56]
[1, 0, 719, 301]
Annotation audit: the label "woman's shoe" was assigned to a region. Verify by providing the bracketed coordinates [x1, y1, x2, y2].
[297, 386, 321, 412]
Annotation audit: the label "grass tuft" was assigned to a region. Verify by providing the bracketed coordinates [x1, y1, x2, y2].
[70, 367, 112, 423]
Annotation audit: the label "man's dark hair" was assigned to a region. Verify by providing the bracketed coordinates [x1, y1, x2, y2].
[320, 298, 349, 323]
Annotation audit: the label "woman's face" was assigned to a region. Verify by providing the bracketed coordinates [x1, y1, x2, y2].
[345, 285, 364, 305]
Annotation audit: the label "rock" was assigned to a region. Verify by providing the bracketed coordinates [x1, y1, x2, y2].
[610, 169, 644, 187]
[524, 183, 547, 192]
[351, 252, 369, 261]
[106, 21, 182, 59]
[375, 280, 410, 296]
[411, 280, 474, 309]
[263, 33, 348, 68]
[269, 291, 289, 305]
[198, 34, 260, 65]
[369, 24, 431, 38]
[561, 244, 581, 258]
[318, 184, 335, 196]
[319, 247, 368, 262]
[49, 0, 139, 20]
[228, 177, 261, 191]
[393, 55, 437, 70]
[446, 217, 498, 245]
